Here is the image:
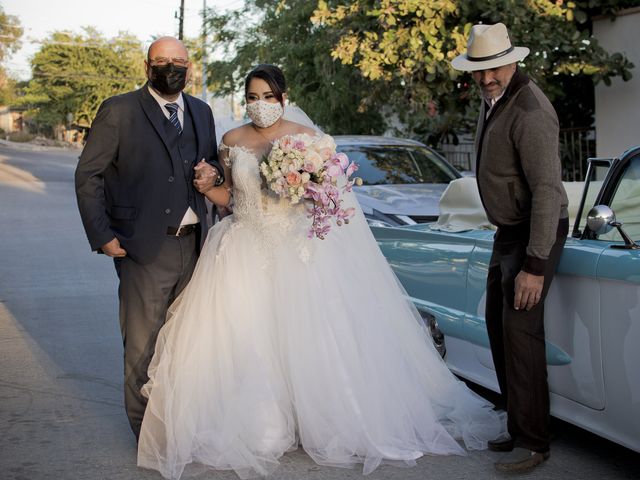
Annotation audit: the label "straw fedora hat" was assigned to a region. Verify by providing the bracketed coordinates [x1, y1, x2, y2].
[451, 23, 529, 71]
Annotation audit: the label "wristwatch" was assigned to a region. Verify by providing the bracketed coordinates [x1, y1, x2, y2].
[214, 169, 224, 187]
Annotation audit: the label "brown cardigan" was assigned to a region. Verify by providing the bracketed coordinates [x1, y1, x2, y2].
[474, 70, 569, 275]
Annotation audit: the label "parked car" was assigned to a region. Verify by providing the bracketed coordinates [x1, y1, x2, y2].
[334, 135, 462, 227]
[371, 146, 640, 452]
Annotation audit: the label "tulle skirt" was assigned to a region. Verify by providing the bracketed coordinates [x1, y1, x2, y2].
[137, 196, 505, 479]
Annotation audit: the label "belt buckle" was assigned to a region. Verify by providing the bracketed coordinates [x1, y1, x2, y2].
[176, 224, 196, 237]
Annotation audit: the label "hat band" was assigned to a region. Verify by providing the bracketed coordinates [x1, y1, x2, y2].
[467, 46, 514, 62]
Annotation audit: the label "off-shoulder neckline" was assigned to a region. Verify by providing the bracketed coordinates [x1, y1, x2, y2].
[219, 132, 326, 160]
[219, 132, 324, 151]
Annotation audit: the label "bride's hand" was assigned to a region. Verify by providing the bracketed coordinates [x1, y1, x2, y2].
[193, 160, 219, 193]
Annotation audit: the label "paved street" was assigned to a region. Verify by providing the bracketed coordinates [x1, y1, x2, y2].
[0, 142, 638, 480]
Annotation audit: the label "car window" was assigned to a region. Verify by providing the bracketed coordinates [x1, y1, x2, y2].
[337, 146, 459, 185]
[599, 155, 640, 242]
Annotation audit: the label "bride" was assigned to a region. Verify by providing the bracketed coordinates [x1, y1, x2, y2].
[137, 64, 505, 479]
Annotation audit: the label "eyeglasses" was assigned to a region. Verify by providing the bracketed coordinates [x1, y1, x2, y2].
[149, 57, 189, 67]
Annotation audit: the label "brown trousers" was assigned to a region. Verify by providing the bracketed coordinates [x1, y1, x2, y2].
[486, 218, 568, 453]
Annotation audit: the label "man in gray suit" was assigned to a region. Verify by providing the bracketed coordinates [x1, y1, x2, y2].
[75, 37, 223, 441]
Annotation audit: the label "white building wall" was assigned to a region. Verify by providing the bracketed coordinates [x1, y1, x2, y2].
[594, 8, 640, 158]
[0, 106, 14, 132]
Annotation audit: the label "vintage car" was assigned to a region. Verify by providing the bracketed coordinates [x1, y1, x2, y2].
[371, 146, 640, 453]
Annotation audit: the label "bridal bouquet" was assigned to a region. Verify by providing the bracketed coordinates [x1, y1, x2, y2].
[259, 134, 360, 239]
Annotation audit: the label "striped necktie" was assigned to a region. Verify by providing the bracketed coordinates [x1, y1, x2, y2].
[165, 103, 182, 135]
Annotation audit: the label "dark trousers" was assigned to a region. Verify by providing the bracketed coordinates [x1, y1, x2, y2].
[486, 218, 568, 453]
[114, 231, 198, 439]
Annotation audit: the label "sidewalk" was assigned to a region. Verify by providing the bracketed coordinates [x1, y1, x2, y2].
[0, 138, 82, 152]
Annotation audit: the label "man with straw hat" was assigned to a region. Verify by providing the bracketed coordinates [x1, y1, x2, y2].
[452, 23, 569, 473]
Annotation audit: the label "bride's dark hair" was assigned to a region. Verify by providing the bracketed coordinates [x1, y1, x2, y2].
[244, 64, 287, 103]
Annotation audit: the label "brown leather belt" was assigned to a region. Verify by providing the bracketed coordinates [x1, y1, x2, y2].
[167, 224, 198, 237]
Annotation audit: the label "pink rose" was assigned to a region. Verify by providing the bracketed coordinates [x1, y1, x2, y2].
[279, 137, 293, 153]
[286, 171, 302, 186]
[273, 176, 288, 195]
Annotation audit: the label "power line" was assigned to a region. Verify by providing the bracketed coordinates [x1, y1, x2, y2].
[1, 63, 32, 70]
[23, 70, 144, 82]
[4, 35, 215, 48]
[0, 21, 26, 29]
[7, 38, 144, 48]
[2, 66, 145, 82]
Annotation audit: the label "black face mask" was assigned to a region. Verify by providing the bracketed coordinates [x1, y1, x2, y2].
[149, 63, 188, 95]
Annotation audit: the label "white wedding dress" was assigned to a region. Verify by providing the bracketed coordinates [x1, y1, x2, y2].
[137, 133, 505, 479]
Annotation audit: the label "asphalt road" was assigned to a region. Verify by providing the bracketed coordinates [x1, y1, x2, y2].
[0, 142, 638, 480]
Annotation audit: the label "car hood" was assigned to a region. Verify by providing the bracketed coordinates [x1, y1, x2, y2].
[353, 183, 448, 216]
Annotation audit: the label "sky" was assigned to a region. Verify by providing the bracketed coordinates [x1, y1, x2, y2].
[3, 0, 244, 80]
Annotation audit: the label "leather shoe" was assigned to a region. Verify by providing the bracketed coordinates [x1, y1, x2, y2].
[488, 435, 514, 452]
[494, 448, 550, 473]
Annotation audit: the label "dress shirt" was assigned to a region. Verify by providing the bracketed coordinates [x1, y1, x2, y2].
[485, 90, 506, 119]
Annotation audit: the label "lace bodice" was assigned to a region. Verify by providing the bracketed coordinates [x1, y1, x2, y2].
[218, 134, 324, 262]
[220, 142, 303, 226]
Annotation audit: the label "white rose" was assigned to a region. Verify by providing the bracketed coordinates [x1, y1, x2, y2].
[306, 150, 325, 172]
[312, 134, 336, 153]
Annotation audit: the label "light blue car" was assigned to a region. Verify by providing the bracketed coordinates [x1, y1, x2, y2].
[371, 146, 640, 453]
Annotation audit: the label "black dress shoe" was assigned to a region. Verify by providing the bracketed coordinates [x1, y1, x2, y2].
[488, 436, 515, 452]
[495, 448, 550, 473]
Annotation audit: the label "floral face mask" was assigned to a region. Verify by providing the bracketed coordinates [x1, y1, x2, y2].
[246, 100, 284, 128]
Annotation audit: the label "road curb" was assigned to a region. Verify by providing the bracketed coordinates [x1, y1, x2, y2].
[0, 138, 81, 153]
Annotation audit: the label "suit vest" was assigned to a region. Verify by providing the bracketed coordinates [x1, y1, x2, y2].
[162, 102, 199, 226]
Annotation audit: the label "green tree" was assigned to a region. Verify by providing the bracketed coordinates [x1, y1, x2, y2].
[205, 0, 635, 144]
[0, 3, 22, 61]
[0, 3, 23, 105]
[0, 74, 17, 105]
[18, 28, 145, 130]
[313, 0, 636, 143]
[206, 0, 388, 134]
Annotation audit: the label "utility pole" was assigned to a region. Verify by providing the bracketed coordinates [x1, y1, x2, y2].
[201, 0, 208, 102]
[178, 0, 185, 40]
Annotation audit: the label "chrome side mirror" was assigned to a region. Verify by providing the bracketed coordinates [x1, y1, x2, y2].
[586, 205, 615, 235]
[587, 205, 640, 250]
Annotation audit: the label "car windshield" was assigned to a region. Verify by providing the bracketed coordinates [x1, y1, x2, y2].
[338, 145, 459, 185]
